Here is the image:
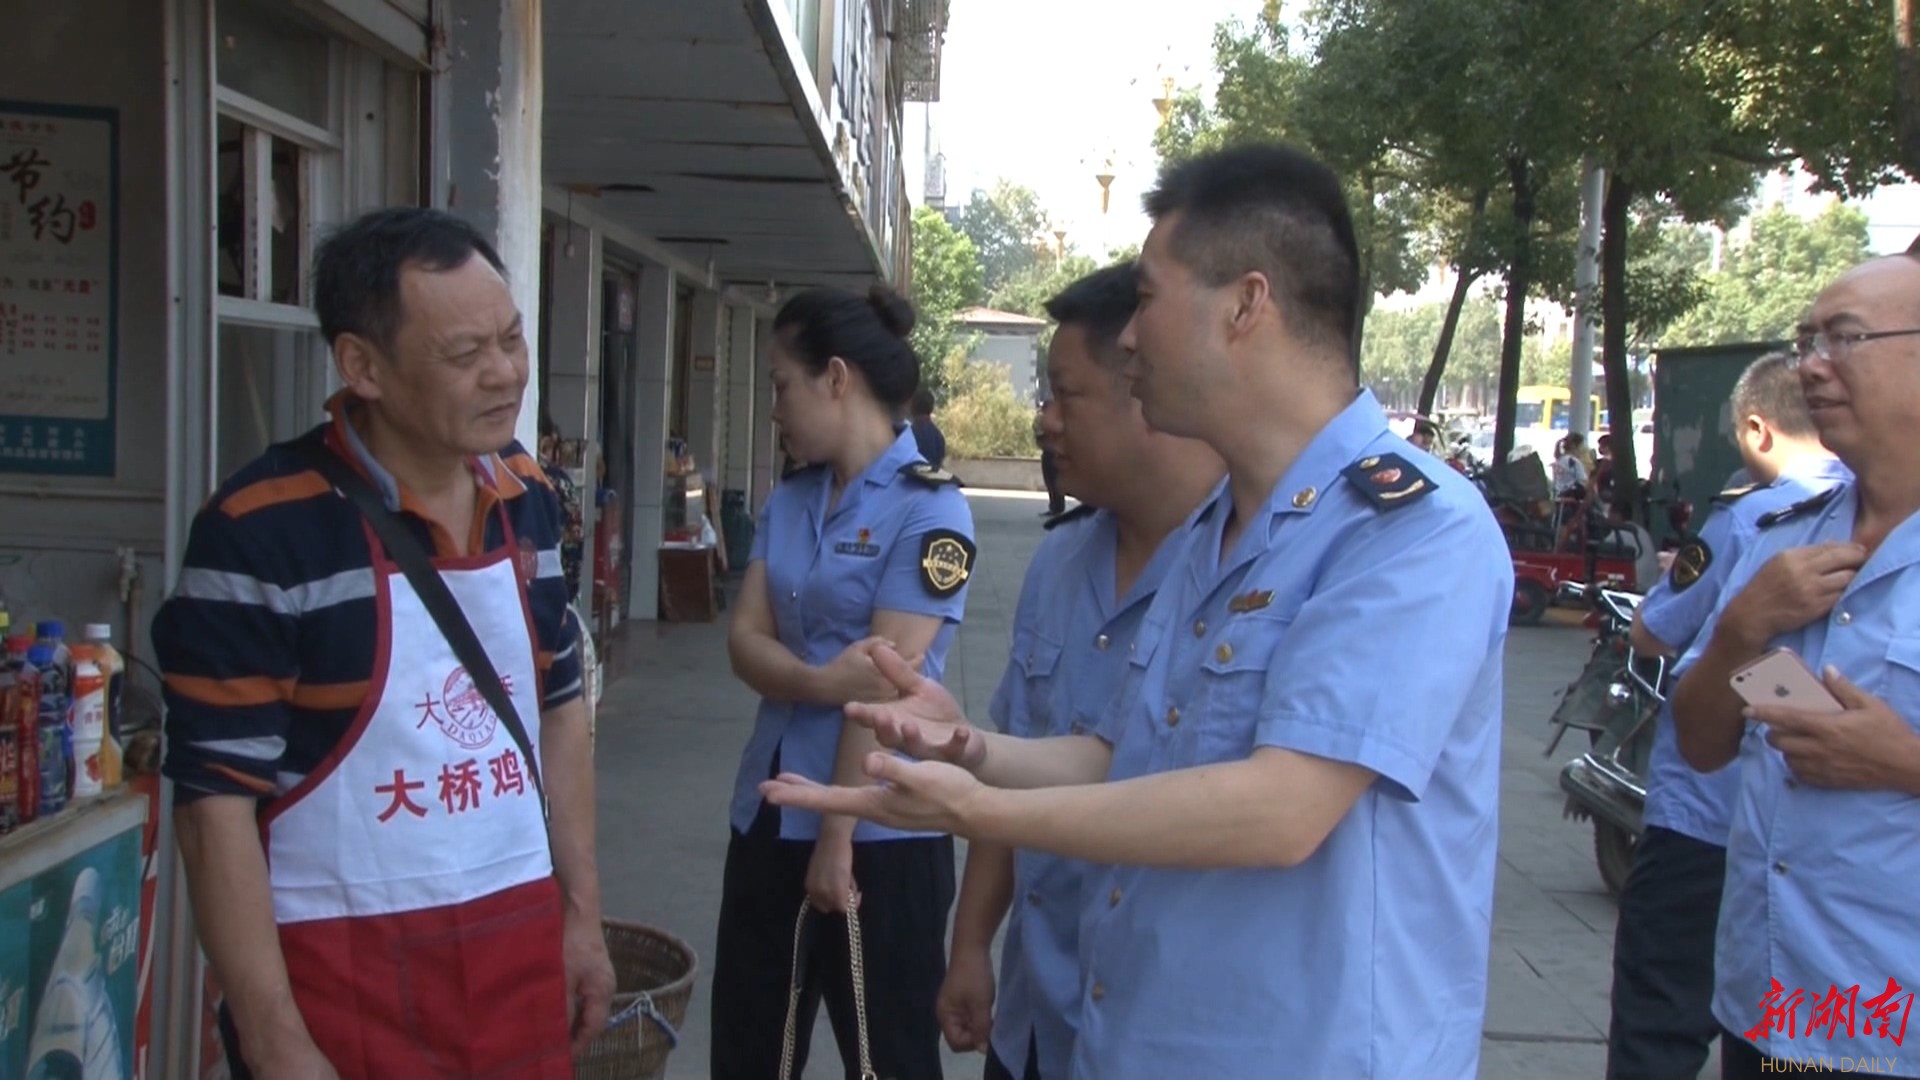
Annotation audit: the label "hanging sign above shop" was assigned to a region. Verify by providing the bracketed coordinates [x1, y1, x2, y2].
[0, 101, 118, 477]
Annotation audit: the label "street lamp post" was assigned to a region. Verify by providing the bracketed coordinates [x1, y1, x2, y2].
[1152, 75, 1176, 128]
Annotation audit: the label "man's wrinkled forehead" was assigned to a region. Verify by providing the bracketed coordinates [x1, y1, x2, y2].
[1804, 255, 1920, 330]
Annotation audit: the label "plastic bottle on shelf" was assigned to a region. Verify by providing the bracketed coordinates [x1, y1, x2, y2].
[4, 636, 39, 825]
[78, 625, 124, 787]
[30, 642, 69, 816]
[69, 660, 105, 799]
[35, 620, 72, 703]
[0, 637, 18, 833]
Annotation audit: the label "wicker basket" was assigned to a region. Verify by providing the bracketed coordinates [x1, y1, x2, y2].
[574, 921, 699, 1080]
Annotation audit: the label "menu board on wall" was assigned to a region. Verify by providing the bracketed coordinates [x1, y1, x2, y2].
[0, 101, 119, 477]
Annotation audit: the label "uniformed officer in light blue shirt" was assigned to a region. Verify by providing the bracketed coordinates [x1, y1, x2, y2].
[1608, 352, 1851, 1079]
[712, 284, 977, 1080]
[1671, 255, 1920, 1080]
[937, 263, 1223, 1080]
[760, 143, 1511, 1080]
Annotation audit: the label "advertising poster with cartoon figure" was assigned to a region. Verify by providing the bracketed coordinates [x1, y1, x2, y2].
[1, 824, 140, 1080]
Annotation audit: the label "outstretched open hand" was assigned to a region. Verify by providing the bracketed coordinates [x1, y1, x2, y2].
[759, 752, 985, 835]
[843, 645, 988, 771]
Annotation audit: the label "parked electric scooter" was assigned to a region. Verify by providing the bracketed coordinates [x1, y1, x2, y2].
[1545, 584, 1667, 897]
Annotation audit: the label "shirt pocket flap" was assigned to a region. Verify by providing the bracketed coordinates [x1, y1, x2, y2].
[1886, 636, 1920, 675]
[1021, 636, 1065, 679]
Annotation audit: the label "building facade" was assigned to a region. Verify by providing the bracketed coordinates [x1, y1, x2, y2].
[956, 306, 1046, 404]
[0, 0, 943, 1074]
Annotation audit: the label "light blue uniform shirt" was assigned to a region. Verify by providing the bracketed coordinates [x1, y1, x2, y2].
[1641, 457, 1852, 845]
[986, 507, 1182, 1080]
[1677, 483, 1920, 1064]
[731, 426, 975, 841]
[1074, 391, 1510, 1080]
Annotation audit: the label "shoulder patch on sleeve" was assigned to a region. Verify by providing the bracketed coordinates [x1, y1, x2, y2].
[1340, 452, 1435, 512]
[1669, 538, 1712, 592]
[901, 463, 960, 488]
[918, 528, 977, 598]
[1043, 504, 1095, 531]
[1757, 485, 1842, 529]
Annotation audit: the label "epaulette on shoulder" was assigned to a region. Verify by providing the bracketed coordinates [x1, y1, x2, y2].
[1712, 482, 1762, 505]
[901, 463, 960, 488]
[1757, 485, 1842, 529]
[1043, 504, 1096, 531]
[1340, 451, 1435, 512]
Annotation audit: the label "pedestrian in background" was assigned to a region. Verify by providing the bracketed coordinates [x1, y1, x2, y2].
[911, 388, 948, 471]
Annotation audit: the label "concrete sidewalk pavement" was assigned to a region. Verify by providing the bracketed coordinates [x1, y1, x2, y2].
[591, 491, 1694, 1079]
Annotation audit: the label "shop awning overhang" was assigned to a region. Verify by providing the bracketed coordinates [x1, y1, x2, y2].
[543, 0, 896, 293]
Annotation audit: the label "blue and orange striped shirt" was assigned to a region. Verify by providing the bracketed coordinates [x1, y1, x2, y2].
[156, 397, 583, 804]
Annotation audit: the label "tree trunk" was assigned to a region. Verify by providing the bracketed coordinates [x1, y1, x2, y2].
[1898, 0, 1920, 182]
[1417, 187, 1491, 417]
[1600, 175, 1638, 514]
[1493, 157, 1534, 470]
[1352, 170, 1377, 368]
[1418, 265, 1481, 416]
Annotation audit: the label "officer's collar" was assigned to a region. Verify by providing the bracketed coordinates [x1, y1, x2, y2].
[1774, 453, 1851, 486]
[1189, 390, 1389, 537]
[830, 424, 924, 493]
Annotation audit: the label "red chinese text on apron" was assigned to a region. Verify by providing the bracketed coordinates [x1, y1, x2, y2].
[257, 518, 571, 1079]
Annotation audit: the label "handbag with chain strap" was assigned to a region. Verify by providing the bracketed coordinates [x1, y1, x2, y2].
[778, 892, 884, 1080]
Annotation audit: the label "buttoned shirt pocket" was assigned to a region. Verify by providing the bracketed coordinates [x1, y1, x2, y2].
[1188, 615, 1288, 767]
[1880, 636, 1920, 732]
[1006, 634, 1064, 739]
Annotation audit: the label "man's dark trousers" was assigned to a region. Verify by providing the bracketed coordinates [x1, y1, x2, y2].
[1606, 825, 1727, 1079]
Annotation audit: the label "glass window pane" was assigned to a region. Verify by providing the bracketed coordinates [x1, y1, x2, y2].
[217, 116, 244, 298]
[216, 323, 324, 481]
[269, 135, 305, 306]
[216, 118, 307, 304]
[216, 0, 331, 128]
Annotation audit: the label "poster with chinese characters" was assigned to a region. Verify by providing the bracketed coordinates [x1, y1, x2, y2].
[0, 101, 119, 476]
[0, 817, 141, 1080]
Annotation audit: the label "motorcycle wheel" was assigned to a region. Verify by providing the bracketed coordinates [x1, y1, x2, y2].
[1510, 579, 1549, 626]
[1587, 729, 1637, 898]
[1594, 820, 1635, 898]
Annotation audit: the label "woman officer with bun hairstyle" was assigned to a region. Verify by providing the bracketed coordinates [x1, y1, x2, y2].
[713, 285, 978, 1079]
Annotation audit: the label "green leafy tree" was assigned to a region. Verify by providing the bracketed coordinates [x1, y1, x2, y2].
[1697, 0, 1903, 198]
[988, 254, 1101, 328]
[1363, 296, 1505, 409]
[1152, 10, 1429, 350]
[907, 206, 985, 398]
[957, 182, 1052, 293]
[939, 350, 1038, 459]
[1623, 212, 1716, 347]
[1665, 204, 1873, 346]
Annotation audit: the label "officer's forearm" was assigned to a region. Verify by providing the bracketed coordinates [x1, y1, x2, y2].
[974, 732, 1111, 790]
[949, 840, 1015, 956]
[175, 795, 320, 1070]
[822, 717, 884, 842]
[541, 697, 602, 922]
[1672, 629, 1764, 773]
[963, 748, 1371, 869]
[729, 628, 841, 705]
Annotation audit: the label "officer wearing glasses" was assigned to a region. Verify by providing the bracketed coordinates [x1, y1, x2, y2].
[1670, 254, 1920, 1080]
